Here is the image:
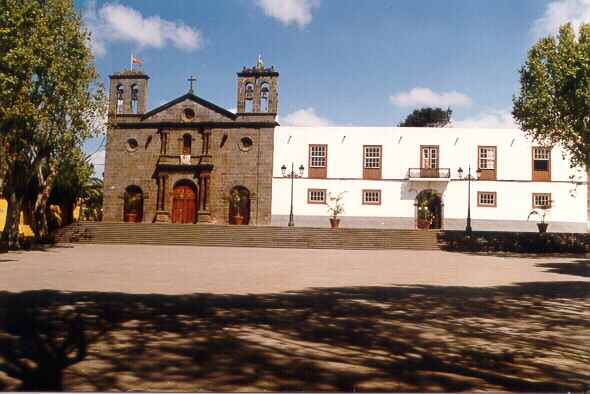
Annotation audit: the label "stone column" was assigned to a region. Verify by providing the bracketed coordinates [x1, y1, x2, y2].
[153, 174, 170, 223]
[197, 172, 211, 223]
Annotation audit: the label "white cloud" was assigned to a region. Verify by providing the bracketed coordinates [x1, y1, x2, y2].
[453, 109, 518, 129]
[390, 87, 472, 108]
[533, 0, 590, 37]
[83, 1, 203, 57]
[255, 0, 319, 28]
[281, 107, 333, 126]
[228, 107, 237, 114]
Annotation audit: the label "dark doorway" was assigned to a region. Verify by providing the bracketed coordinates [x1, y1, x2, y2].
[415, 189, 442, 229]
[228, 186, 250, 225]
[172, 180, 198, 224]
[123, 185, 143, 223]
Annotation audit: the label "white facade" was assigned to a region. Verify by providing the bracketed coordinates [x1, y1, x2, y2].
[271, 127, 588, 232]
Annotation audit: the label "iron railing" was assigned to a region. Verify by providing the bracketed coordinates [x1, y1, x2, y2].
[408, 168, 451, 179]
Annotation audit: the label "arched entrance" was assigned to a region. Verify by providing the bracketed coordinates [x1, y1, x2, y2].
[228, 186, 250, 225]
[123, 185, 143, 223]
[415, 189, 443, 229]
[172, 180, 198, 224]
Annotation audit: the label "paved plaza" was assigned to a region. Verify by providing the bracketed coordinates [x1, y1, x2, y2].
[0, 244, 588, 391]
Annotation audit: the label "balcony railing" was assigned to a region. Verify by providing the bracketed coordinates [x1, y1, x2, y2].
[408, 167, 451, 179]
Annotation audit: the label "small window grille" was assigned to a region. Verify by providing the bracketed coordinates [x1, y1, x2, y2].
[308, 189, 326, 204]
[364, 146, 381, 169]
[533, 193, 551, 208]
[309, 145, 327, 167]
[478, 192, 496, 207]
[533, 147, 551, 171]
[363, 190, 381, 205]
[479, 147, 496, 170]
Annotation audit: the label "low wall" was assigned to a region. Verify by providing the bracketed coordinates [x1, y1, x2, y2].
[440, 230, 590, 254]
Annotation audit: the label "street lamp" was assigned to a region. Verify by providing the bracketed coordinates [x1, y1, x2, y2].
[281, 162, 305, 227]
[457, 164, 481, 236]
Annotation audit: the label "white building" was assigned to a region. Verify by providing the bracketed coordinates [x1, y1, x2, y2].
[271, 127, 588, 233]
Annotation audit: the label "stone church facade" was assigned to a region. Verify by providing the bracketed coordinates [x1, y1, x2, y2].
[102, 59, 278, 225]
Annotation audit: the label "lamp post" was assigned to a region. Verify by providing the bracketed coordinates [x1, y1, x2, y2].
[457, 165, 481, 236]
[281, 163, 305, 227]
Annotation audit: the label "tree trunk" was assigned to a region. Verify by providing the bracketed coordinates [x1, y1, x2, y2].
[587, 166, 590, 232]
[2, 189, 22, 250]
[32, 161, 57, 242]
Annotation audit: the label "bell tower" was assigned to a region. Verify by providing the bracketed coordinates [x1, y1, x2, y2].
[109, 69, 149, 116]
[237, 55, 279, 114]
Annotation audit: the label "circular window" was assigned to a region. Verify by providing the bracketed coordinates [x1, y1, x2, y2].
[239, 136, 254, 151]
[183, 108, 195, 121]
[126, 138, 138, 152]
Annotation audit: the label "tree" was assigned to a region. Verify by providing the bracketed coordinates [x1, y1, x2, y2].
[399, 107, 452, 127]
[0, 0, 102, 247]
[513, 23, 590, 209]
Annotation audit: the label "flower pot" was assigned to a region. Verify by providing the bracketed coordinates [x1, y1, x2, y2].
[125, 213, 137, 223]
[330, 218, 340, 228]
[417, 218, 431, 230]
[233, 215, 244, 225]
[537, 223, 548, 233]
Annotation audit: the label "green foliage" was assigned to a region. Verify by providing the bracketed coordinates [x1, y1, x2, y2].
[327, 192, 346, 219]
[399, 107, 452, 127]
[513, 22, 590, 168]
[441, 231, 590, 254]
[0, 0, 105, 245]
[79, 177, 103, 222]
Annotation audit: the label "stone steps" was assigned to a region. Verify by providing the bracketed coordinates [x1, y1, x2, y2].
[54, 222, 443, 250]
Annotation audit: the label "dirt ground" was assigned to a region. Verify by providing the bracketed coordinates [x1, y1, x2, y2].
[0, 244, 588, 391]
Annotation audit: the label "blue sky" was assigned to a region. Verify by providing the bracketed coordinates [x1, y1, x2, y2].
[78, 0, 590, 173]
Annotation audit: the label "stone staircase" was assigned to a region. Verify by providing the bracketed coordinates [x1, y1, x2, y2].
[53, 222, 443, 250]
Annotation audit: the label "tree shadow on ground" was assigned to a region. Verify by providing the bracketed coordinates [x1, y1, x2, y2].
[0, 281, 588, 392]
[537, 260, 590, 278]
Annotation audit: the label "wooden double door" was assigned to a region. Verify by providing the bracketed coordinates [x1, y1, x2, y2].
[172, 183, 198, 224]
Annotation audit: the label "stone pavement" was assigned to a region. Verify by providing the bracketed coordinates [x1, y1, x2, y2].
[0, 244, 588, 391]
[0, 244, 588, 294]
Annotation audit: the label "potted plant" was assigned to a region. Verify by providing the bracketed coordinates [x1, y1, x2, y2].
[327, 192, 346, 228]
[230, 190, 244, 225]
[417, 203, 433, 230]
[124, 194, 142, 223]
[528, 205, 551, 233]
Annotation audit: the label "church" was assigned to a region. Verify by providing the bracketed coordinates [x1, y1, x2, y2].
[102, 57, 278, 225]
[103, 57, 589, 232]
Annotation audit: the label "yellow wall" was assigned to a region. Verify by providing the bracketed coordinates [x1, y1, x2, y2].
[0, 198, 34, 237]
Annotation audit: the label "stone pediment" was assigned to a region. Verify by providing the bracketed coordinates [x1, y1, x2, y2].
[141, 93, 237, 123]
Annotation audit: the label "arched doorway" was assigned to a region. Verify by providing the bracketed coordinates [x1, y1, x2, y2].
[228, 186, 250, 225]
[415, 189, 443, 229]
[172, 180, 198, 224]
[123, 185, 143, 223]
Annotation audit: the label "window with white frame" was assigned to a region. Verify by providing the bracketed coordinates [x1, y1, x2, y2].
[308, 189, 326, 204]
[478, 192, 496, 207]
[364, 146, 381, 169]
[479, 147, 496, 170]
[309, 145, 327, 167]
[421, 146, 438, 169]
[362, 190, 381, 205]
[533, 147, 551, 171]
[533, 193, 551, 208]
